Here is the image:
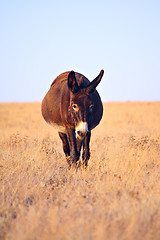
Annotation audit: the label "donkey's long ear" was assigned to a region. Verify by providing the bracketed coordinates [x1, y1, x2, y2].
[68, 71, 79, 93]
[86, 70, 104, 94]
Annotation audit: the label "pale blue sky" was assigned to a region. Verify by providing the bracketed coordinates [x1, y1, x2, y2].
[0, 0, 160, 102]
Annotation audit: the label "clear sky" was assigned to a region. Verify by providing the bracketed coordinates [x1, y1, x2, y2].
[0, 0, 160, 102]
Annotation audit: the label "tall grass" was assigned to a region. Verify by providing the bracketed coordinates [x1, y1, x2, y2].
[0, 102, 160, 240]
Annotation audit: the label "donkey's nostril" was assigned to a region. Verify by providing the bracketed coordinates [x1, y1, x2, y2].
[77, 131, 82, 136]
[77, 131, 86, 138]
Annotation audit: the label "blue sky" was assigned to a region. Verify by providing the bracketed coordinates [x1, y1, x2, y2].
[0, 0, 160, 102]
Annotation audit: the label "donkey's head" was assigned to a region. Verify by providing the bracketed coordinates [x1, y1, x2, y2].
[68, 70, 104, 139]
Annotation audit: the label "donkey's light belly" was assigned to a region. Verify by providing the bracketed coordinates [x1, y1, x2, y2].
[49, 121, 66, 133]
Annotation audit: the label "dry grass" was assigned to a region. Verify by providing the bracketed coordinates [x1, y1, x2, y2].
[0, 102, 160, 240]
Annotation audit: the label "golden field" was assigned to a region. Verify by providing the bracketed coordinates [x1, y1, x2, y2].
[0, 102, 160, 240]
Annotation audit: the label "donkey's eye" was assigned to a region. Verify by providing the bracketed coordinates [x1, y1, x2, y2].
[89, 104, 94, 112]
[72, 104, 79, 111]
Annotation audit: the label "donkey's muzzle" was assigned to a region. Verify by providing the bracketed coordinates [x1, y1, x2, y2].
[77, 131, 87, 138]
[76, 121, 89, 139]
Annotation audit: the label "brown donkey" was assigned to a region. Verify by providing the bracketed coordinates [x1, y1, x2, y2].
[41, 70, 104, 167]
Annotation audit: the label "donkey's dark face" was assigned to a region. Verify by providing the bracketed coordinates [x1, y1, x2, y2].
[68, 70, 104, 139]
[70, 91, 94, 139]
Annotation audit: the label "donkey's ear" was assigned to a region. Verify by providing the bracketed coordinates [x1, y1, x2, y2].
[86, 70, 104, 94]
[68, 71, 79, 93]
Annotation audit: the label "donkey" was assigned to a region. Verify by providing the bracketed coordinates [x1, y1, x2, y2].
[41, 70, 104, 167]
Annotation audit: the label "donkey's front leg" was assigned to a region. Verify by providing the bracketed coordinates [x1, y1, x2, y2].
[66, 128, 79, 164]
[58, 132, 71, 166]
[82, 131, 91, 167]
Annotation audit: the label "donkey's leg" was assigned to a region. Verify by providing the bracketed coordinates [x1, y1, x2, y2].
[58, 132, 71, 165]
[75, 137, 83, 167]
[82, 131, 91, 167]
[76, 138, 83, 156]
[65, 128, 79, 164]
